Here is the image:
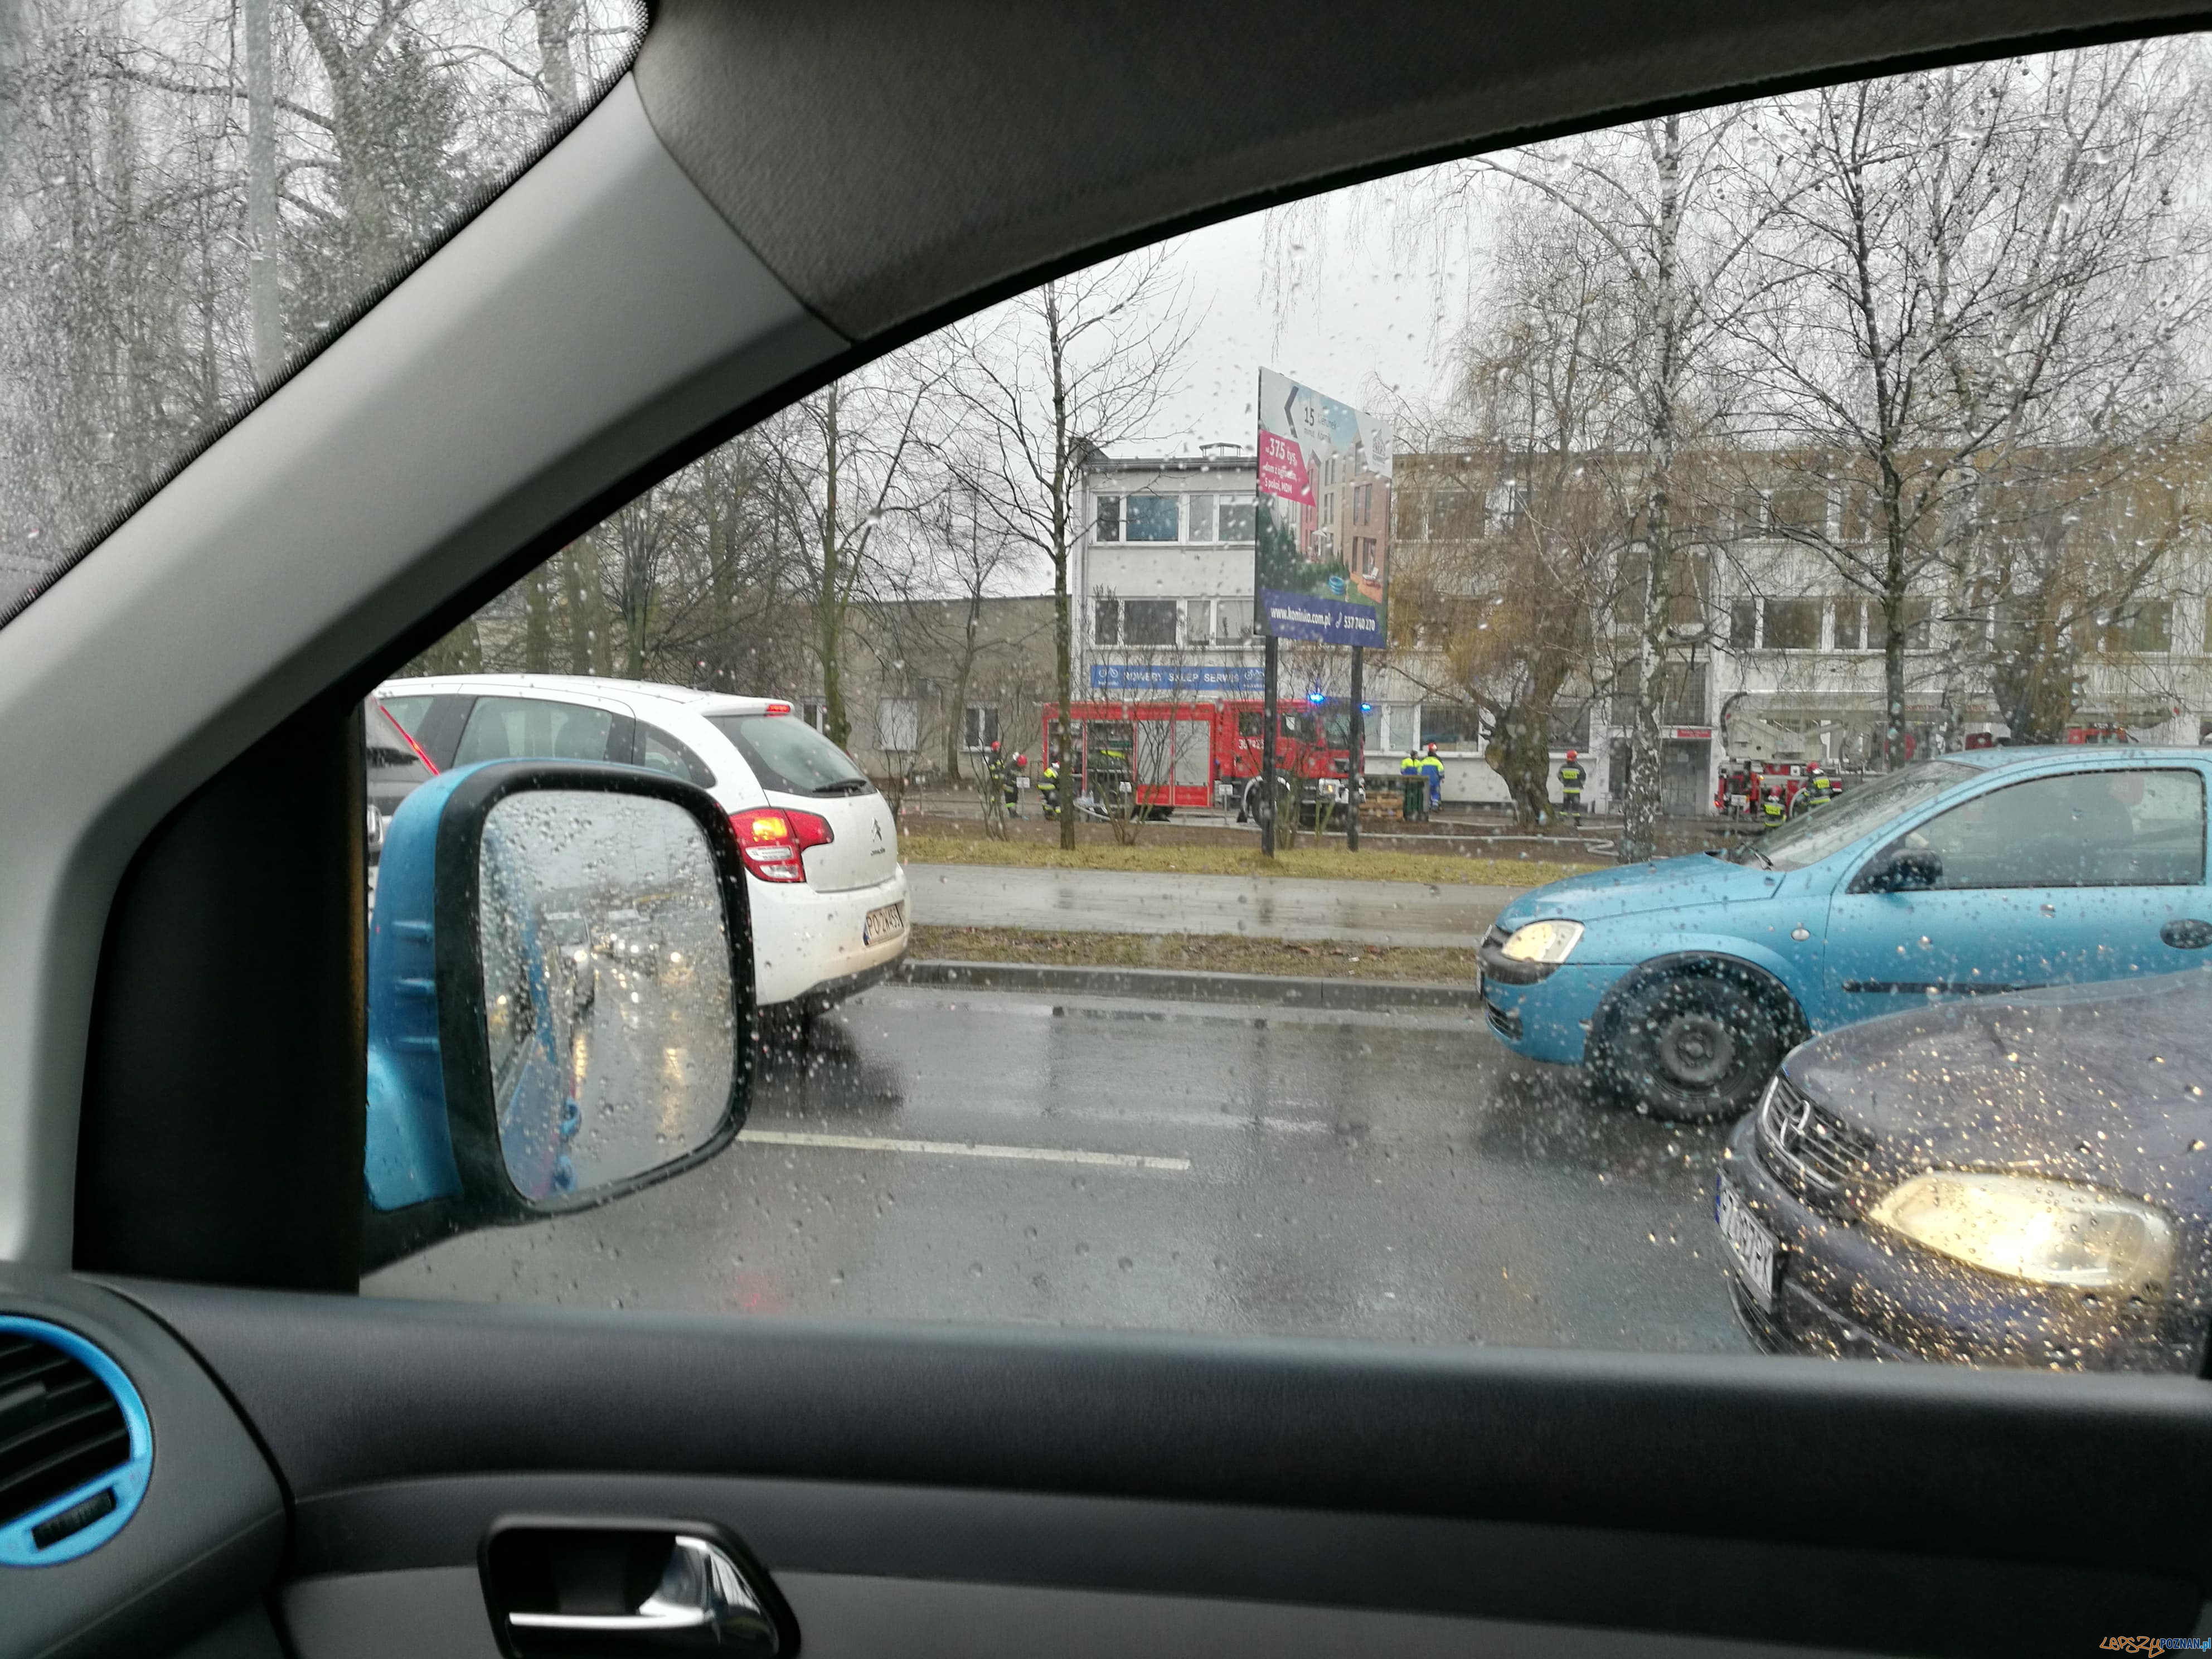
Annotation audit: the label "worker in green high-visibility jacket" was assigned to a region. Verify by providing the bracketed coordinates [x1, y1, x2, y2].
[1399, 749, 1425, 822]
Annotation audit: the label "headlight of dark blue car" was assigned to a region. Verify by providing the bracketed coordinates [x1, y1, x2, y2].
[1870, 1172, 2176, 1292]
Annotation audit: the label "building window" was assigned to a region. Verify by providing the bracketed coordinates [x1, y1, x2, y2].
[2106, 600, 2172, 654]
[1769, 484, 1826, 538]
[1419, 705, 1482, 749]
[1096, 496, 1121, 541]
[963, 705, 1000, 750]
[1733, 489, 1767, 539]
[876, 697, 918, 753]
[1765, 596, 1821, 651]
[1093, 598, 1120, 646]
[1834, 598, 1866, 651]
[1187, 494, 1214, 542]
[1214, 596, 1253, 641]
[1899, 596, 1935, 651]
[1729, 599, 1759, 649]
[1125, 494, 1179, 541]
[1839, 485, 1877, 542]
[1657, 663, 1710, 726]
[1431, 489, 1483, 540]
[1122, 598, 1179, 646]
[1216, 498, 1256, 542]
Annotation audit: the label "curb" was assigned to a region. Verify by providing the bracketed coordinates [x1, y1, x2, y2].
[897, 958, 1485, 1013]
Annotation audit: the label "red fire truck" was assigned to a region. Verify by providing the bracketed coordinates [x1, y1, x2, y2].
[1042, 698, 1357, 822]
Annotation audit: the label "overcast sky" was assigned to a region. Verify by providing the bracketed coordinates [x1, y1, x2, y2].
[1129, 184, 1477, 456]
[971, 178, 1485, 595]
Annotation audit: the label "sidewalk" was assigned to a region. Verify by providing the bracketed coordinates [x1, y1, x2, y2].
[905, 862, 1520, 947]
[899, 958, 1483, 1012]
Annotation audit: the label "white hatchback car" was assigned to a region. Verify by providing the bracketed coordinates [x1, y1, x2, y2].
[372, 674, 908, 1013]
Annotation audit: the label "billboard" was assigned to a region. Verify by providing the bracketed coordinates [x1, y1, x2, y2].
[1255, 367, 1392, 647]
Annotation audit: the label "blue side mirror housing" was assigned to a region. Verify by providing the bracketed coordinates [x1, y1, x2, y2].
[363, 760, 755, 1269]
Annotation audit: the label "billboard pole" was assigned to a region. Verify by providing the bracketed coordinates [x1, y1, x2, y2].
[1260, 635, 1279, 857]
[1347, 644, 1363, 852]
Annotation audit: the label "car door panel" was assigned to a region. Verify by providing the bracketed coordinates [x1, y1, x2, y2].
[276, 1567, 1886, 1659]
[1826, 885, 2206, 1015]
[81, 1276, 2210, 1659]
[1826, 765, 2212, 1018]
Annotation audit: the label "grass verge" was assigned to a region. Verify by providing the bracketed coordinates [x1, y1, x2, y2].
[901, 832, 1594, 889]
[910, 925, 1477, 984]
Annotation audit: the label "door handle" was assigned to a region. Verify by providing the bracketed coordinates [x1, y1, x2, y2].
[2161, 918, 2212, 949]
[508, 1535, 756, 1636]
[486, 1523, 792, 1655]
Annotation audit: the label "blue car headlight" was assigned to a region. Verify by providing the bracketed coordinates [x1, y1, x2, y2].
[1498, 919, 1584, 967]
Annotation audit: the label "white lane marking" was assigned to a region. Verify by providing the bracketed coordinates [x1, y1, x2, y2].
[739, 1128, 1189, 1172]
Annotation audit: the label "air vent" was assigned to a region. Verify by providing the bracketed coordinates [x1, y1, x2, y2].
[0, 1317, 152, 1567]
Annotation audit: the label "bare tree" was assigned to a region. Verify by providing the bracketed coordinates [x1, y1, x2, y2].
[754, 357, 940, 748]
[1728, 43, 2212, 752]
[1357, 109, 1789, 856]
[939, 251, 1195, 849]
[0, 0, 645, 613]
[899, 483, 1023, 784]
[1389, 200, 1647, 828]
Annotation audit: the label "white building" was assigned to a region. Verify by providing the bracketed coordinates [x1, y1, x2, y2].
[1076, 452, 1525, 802]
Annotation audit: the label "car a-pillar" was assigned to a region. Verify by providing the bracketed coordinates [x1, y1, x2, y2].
[1587, 954, 1808, 1123]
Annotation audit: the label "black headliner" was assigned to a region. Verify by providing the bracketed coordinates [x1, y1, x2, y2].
[634, 0, 2212, 345]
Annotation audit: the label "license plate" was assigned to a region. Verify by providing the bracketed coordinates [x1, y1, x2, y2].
[1716, 1176, 1781, 1312]
[864, 903, 905, 945]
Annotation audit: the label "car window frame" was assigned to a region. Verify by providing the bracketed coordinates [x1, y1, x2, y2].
[1871, 764, 2210, 892]
[632, 720, 719, 789]
[1844, 757, 2212, 894]
[451, 692, 635, 770]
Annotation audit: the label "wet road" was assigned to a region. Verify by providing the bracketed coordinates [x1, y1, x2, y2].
[367, 987, 1749, 1354]
[907, 864, 1517, 948]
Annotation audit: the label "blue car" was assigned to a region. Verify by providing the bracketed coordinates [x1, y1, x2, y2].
[1479, 748, 2212, 1120]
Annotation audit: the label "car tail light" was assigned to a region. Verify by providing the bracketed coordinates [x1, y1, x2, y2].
[729, 807, 833, 883]
[764, 701, 792, 716]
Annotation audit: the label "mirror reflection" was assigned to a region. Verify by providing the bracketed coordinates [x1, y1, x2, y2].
[477, 791, 735, 1202]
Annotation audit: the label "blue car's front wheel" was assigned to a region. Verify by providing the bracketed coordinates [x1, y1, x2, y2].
[1588, 958, 1805, 1123]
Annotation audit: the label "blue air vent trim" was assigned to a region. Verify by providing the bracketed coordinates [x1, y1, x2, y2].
[0, 1316, 153, 1566]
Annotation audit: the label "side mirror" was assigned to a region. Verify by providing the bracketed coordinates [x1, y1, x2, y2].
[363, 761, 753, 1268]
[1860, 846, 1943, 894]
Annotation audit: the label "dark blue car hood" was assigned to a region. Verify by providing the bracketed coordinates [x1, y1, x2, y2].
[1788, 969, 2212, 1221]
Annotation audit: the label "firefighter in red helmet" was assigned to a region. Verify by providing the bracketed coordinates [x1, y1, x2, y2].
[1558, 748, 1586, 827]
